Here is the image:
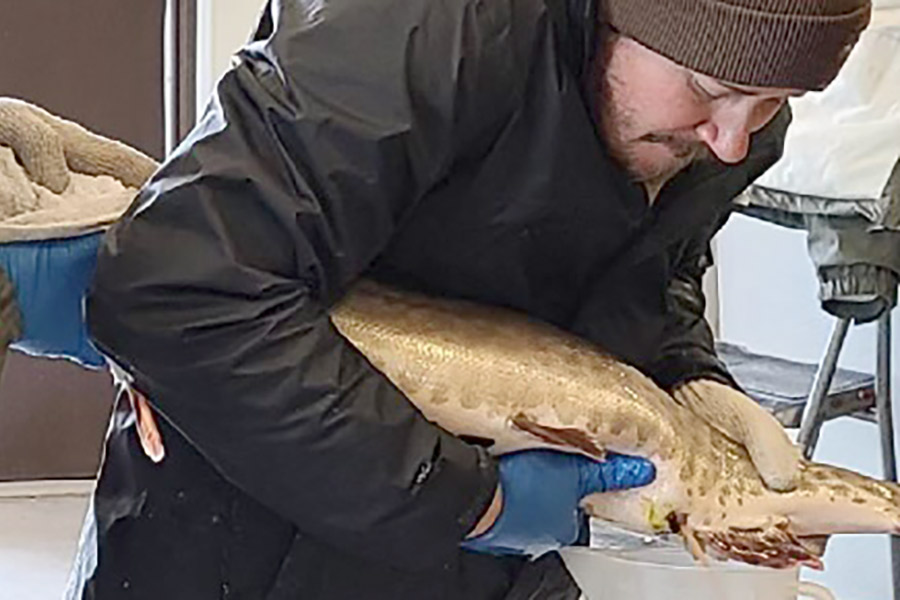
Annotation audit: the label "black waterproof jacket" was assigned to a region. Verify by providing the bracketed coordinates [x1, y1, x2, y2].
[75, 0, 788, 597]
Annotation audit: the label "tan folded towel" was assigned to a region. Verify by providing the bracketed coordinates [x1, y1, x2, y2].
[0, 97, 159, 242]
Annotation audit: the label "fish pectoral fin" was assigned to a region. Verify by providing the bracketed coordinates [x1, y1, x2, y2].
[510, 412, 606, 460]
[693, 520, 826, 570]
[798, 535, 830, 558]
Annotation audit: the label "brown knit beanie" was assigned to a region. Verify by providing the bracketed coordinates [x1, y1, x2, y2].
[604, 0, 872, 91]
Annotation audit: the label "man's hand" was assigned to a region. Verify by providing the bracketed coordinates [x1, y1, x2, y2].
[673, 378, 800, 491]
[462, 449, 655, 557]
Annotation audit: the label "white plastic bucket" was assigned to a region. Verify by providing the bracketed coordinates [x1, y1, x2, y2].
[560, 545, 835, 600]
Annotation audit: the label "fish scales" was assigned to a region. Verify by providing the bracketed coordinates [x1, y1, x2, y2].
[330, 281, 900, 569]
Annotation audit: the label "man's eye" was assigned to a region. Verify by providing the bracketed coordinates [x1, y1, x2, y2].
[690, 76, 724, 101]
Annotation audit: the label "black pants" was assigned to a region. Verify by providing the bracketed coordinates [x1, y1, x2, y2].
[67, 395, 580, 600]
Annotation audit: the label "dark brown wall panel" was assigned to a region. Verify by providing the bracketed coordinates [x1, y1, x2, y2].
[0, 1, 166, 159]
[0, 1, 165, 480]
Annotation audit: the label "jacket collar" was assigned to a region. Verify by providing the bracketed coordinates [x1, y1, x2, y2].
[545, 0, 598, 84]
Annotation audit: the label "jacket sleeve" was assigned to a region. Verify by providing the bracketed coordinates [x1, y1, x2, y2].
[648, 211, 739, 391]
[87, 0, 539, 570]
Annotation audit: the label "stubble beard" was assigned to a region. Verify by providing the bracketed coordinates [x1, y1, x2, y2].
[595, 55, 708, 188]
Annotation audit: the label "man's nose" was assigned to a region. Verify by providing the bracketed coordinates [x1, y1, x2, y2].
[694, 105, 754, 164]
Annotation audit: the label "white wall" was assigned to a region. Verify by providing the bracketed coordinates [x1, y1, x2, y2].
[717, 214, 898, 600]
[195, 0, 267, 117]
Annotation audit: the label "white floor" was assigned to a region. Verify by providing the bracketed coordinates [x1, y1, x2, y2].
[0, 481, 92, 600]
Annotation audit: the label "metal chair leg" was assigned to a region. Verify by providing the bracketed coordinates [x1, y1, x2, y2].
[875, 310, 900, 600]
[798, 317, 852, 459]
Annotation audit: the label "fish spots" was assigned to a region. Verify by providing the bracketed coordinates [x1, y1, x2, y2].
[658, 445, 676, 462]
[831, 484, 852, 497]
[636, 425, 651, 446]
[797, 478, 818, 494]
[852, 498, 868, 505]
[860, 480, 884, 493]
[608, 417, 627, 437]
[861, 480, 900, 502]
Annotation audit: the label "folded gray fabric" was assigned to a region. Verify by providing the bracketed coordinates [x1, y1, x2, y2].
[737, 159, 900, 322]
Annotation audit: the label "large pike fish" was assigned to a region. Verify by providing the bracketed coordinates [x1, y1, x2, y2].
[331, 281, 900, 570]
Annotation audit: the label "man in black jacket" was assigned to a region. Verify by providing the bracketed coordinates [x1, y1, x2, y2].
[66, 0, 871, 598]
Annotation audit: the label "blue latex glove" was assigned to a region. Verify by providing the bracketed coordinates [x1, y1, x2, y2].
[462, 450, 655, 557]
[0, 232, 105, 367]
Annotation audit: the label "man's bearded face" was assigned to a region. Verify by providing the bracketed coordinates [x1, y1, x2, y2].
[594, 34, 802, 190]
